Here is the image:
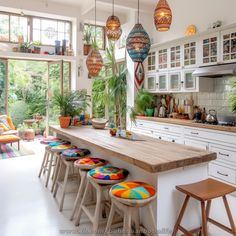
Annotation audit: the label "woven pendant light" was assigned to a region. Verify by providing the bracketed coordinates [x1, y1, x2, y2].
[106, 0, 122, 41]
[154, 0, 172, 32]
[126, 0, 151, 63]
[86, 0, 103, 77]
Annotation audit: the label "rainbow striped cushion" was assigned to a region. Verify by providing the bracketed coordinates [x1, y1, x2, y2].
[89, 166, 129, 181]
[61, 148, 91, 157]
[75, 157, 106, 167]
[48, 141, 70, 147]
[51, 144, 74, 151]
[40, 136, 61, 144]
[111, 182, 156, 200]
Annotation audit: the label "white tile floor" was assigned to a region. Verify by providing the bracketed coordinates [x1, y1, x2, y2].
[0, 139, 235, 236]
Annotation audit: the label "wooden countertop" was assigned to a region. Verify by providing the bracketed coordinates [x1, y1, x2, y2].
[50, 125, 216, 173]
[137, 116, 236, 133]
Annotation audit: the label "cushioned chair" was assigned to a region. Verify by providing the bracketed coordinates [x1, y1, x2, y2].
[0, 115, 18, 136]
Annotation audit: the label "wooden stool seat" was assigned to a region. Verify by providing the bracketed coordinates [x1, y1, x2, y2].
[173, 178, 236, 236]
[176, 178, 236, 201]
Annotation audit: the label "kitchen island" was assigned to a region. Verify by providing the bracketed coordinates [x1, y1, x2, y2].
[50, 125, 216, 235]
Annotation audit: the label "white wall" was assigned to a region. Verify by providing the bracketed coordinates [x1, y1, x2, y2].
[152, 0, 236, 44]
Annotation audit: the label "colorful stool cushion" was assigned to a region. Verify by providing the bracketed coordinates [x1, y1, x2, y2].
[74, 157, 106, 169]
[40, 136, 61, 144]
[48, 141, 70, 147]
[111, 182, 156, 200]
[51, 143, 74, 151]
[89, 166, 129, 181]
[61, 148, 91, 158]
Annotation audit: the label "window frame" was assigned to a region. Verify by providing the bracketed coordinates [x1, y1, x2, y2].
[0, 11, 72, 47]
[84, 23, 106, 51]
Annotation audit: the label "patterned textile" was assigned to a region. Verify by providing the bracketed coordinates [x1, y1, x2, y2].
[0, 135, 20, 142]
[89, 166, 129, 181]
[48, 141, 70, 147]
[111, 182, 156, 200]
[134, 62, 145, 91]
[74, 157, 106, 169]
[0, 123, 9, 131]
[40, 136, 61, 144]
[0, 144, 34, 159]
[0, 115, 11, 129]
[51, 143, 74, 151]
[61, 148, 91, 157]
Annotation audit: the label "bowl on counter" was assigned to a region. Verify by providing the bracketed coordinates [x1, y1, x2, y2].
[91, 118, 108, 129]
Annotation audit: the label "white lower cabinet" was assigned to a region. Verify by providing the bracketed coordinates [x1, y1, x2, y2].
[132, 119, 236, 187]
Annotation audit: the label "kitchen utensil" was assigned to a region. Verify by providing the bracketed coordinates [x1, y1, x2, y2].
[206, 109, 218, 124]
[91, 118, 108, 129]
[159, 105, 166, 118]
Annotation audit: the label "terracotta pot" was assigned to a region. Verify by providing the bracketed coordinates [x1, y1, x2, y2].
[59, 116, 71, 128]
[83, 44, 91, 56]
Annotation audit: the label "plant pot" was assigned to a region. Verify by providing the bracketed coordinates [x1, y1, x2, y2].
[34, 46, 41, 54]
[59, 116, 71, 128]
[83, 44, 92, 56]
[146, 108, 154, 117]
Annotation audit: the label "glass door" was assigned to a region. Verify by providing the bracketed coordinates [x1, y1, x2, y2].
[0, 59, 8, 114]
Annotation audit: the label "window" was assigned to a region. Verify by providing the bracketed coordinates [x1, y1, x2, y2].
[33, 18, 71, 46]
[0, 11, 72, 46]
[84, 24, 105, 50]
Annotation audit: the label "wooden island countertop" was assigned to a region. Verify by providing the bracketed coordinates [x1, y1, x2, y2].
[50, 125, 216, 173]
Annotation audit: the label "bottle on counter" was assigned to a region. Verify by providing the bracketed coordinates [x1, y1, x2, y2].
[201, 107, 206, 122]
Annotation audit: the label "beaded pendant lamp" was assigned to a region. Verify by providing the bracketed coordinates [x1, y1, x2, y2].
[86, 0, 103, 77]
[126, 0, 151, 63]
[154, 0, 172, 32]
[106, 0, 122, 41]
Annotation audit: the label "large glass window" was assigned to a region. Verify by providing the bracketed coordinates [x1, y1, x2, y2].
[0, 13, 9, 41]
[84, 24, 105, 50]
[32, 18, 71, 46]
[10, 15, 28, 42]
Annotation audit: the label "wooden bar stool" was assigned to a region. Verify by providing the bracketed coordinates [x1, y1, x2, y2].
[70, 157, 107, 221]
[75, 166, 129, 235]
[105, 181, 157, 236]
[172, 178, 236, 236]
[53, 147, 91, 211]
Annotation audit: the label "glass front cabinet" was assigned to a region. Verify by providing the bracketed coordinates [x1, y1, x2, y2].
[145, 74, 156, 91]
[221, 28, 236, 63]
[169, 71, 181, 92]
[156, 73, 168, 92]
[146, 52, 156, 72]
[170, 45, 181, 68]
[158, 48, 168, 70]
[184, 42, 197, 67]
[182, 70, 197, 91]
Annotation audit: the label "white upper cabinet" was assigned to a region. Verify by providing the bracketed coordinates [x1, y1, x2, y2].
[169, 71, 182, 92]
[201, 33, 220, 66]
[146, 52, 156, 72]
[183, 41, 197, 68]
[221, 28, 236, 63]
[145, 74, 156, 92]
[156, 73, 168, 92]
[182, 69, 197, 92]
[170, 45, 182, 69]
[157, 48, 168, 71]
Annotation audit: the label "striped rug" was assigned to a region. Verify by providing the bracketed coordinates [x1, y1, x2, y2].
[0, 144, 34, 160]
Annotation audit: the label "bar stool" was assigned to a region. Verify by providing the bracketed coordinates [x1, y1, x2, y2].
[75, 166, 129, 234]
[105, 181, 157, 236]
[53, 147, 91, 211]
[70, 157, 107, 221]
[172, 178, 236, 236]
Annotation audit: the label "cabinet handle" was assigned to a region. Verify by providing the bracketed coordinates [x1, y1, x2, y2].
[151, 131, 154, 134]
[172, 140, 175, 143]
[217, 171, 229, 177]
[139, 123, 143, 126]
[159, 137, 162, 139]
[191, 132, 199, 135]
[219, 152, 230, 157]
[164, 127, 169, 130]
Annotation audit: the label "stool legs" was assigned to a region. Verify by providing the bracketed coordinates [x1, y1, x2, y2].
[147, 204, 158, 236]
[105, 201, 116, 236]
[172, 195, 190, 236]
[45, 152, 54, 188]
[51, 154, 61, 193]
[38, 148, 49, 178]
[201, 201, 208, 236]
[70, 170, 87, 221]
[123, 207, 132, 236]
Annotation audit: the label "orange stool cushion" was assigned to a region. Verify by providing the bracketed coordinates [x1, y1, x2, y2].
[74, 157, 106, 169]
[111, 182, 156, 200]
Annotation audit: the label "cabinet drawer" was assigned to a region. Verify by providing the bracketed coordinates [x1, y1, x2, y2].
[184, 139, 208, 150]
[209, 145, 236, 164]
[157, 123, 182, 134]
[209, 163, 236, 184]
[153, 133, 183, 144]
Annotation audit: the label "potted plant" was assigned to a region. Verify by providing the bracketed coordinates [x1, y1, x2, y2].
[19, 42, 32, 53]
[229, 77, 236, 112]
[134, 89, 155, 117]
[53, 90, 90, 128]
[83, 24, 92, 56]
[32, 41, 41, 54]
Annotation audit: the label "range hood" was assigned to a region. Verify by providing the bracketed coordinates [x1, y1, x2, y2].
[193, 63, 236, 77]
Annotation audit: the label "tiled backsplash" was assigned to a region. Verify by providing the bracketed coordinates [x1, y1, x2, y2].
[173, 76, 236, 116]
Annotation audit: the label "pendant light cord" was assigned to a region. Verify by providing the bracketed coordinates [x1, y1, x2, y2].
[95, 0, 97, 44]
[112, 0, 114, 16]
[137, 0, 140, 24]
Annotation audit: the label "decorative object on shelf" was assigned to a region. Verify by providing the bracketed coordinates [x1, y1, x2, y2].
[126, 0, 151, 63]
[66, 44, 74, 56]
[17, 35, 24, 44]
[185, 25, 197, 36]
[91, 118, 108, 129]
[105, 0, 122, 41]
[83, 24, 92, 56]
[86, 0, 103, 77]
[134, 62, 145, 91]
[62, 40, 67, 55]
[19, 42, 32, 53]
[154, 0, 172, 32]
[55, 40, 61, 55]
[32, 41, 41, 54]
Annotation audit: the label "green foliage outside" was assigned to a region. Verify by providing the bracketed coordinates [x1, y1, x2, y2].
[92, 42, 127, 128]
[229, 77, 236, 112]
[0, 60, 7, 114]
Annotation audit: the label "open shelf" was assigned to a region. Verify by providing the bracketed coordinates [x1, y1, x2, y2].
[0, 51, 77, 62]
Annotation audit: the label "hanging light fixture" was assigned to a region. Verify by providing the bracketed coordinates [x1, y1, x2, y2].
[126, 0, 151, 63]
[154, 0, 172, 32]
[86, 0, 103, 77]
[106, 0, 122, 41]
